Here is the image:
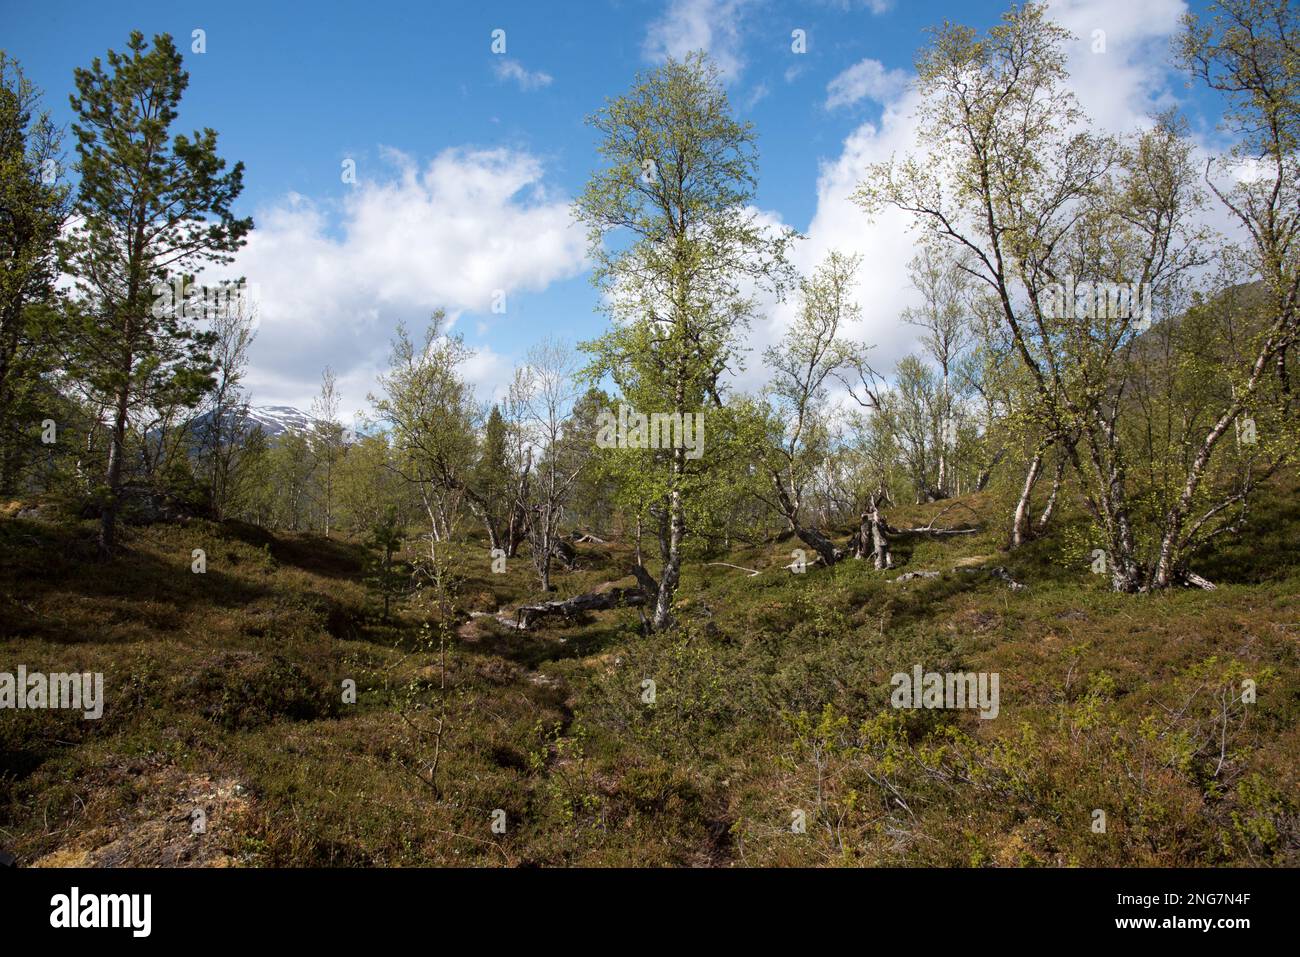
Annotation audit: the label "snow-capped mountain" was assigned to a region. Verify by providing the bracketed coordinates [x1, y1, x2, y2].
[187, 405, 361, 443]
[241, 405, 318, 437]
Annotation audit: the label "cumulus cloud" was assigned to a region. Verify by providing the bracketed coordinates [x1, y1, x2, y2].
[493, 58, 553, 91]
[735, 0, 1200, 396]
[727, 97, 924, 395]
[217, 0, 1215, 418]
[643, 0, 753, 81]
[210, 147, 587, 417]
[825, 58, 910, 109]
[1047, 0, 1186, 133]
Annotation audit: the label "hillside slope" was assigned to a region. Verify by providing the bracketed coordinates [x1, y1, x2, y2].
[1, 486, 1297, 866]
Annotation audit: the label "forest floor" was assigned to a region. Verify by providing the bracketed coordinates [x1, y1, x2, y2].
[1, 483, 1298, 866]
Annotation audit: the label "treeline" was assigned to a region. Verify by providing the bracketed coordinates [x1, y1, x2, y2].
[2, 1, 1297, 624]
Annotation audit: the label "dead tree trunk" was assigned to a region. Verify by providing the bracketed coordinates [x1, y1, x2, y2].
[771, 471, 841, 566]
[512, 586, 647, 630]
[792, 521, 842, 567]
[553, 538, 577, 570]
[505, 450, 531, 558]
[854, 487, 893, 569]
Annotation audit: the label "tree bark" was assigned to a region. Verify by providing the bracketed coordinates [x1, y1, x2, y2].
[1035, 453, 1066, 533]
[1010, 451, 1043, 548]
[505, 450, 531, 558]
[975, 448, 1005, 492]
[854, 487, 893, 569]
[100, 381, 130, 553]
[653, 481, 683, 630]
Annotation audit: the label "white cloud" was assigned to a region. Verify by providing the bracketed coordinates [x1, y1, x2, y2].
[1046, 0, 1186, 133]
[215, 0, 1215, 420]
[728, 96, 925, 395]
[461, 345, 517, 407]
[643, 0, 753, 81]
[738, 0, 1205, 397]
[827, 0, 895, 13]
[211, 148, 587, 417]
[493, 58, 554, 91]
[825, 58, 910, 109]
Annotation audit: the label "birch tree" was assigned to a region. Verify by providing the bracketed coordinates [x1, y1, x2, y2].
[575, 53, 795, 630]
[512, 339, 587, 592]
[760, 251, 864, 566]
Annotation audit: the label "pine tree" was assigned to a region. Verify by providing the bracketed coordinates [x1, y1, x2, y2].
[62, 32, 251, 552]
[366, 506, 405, 621]
[0, 53, 70, 492]
[469, 403, 510, 550]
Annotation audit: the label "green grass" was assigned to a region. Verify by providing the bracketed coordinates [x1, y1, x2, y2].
[1, 484, 1297, 866]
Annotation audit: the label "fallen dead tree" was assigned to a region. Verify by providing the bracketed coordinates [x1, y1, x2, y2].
[892, 570, 941, 583]
[842, 494, 981, 568]
[890, 564, 1027, 591]
[892, 524, 980, 536]
[509, 586, 648, 630]
[887, 500, 982, 538]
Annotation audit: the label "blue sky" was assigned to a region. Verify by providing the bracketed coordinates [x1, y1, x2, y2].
[3, 0, 1222, 421]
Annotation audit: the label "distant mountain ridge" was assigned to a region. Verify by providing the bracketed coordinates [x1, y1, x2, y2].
[237, 405, 317, 437]
[186, 404, 361, 444]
